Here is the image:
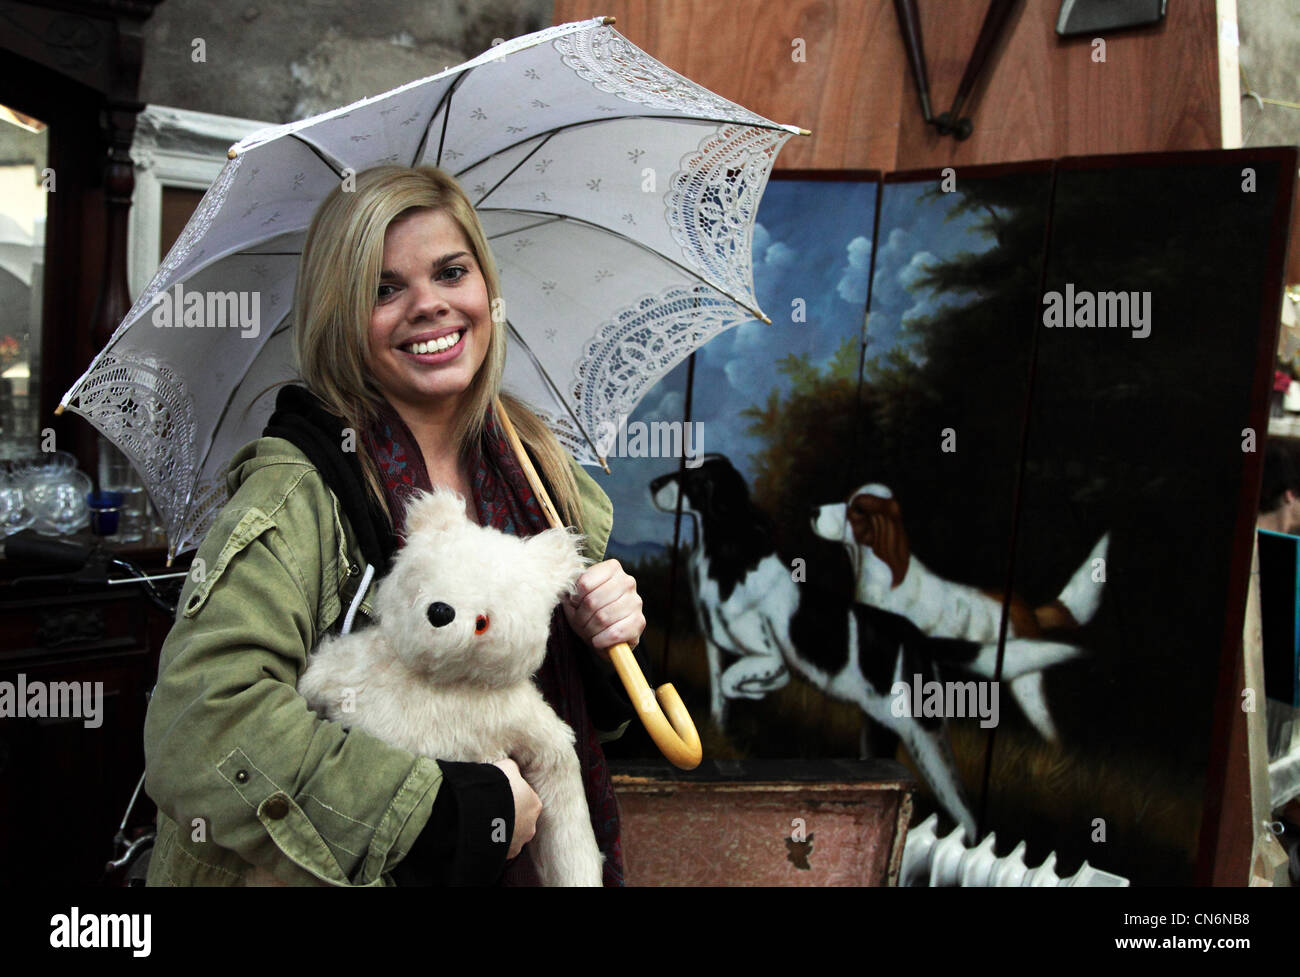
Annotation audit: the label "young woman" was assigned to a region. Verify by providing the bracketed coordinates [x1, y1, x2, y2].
[142, 165, 643, 886]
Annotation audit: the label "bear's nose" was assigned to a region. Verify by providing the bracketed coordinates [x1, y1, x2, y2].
[426, 602, 455, 628]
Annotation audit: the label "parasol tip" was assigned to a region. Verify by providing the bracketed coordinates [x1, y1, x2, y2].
[601, 15, 616, 25]
[227, 148, 238, 159]
[798, 127, 812, 136]
[600, 457, 611, 475]
[759, 313, 772, 324]
[53, 403, 65, 416]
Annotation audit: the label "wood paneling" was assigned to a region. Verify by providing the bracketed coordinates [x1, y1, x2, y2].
[895, 0, 1221, 167]
[553, 0, 906, 169]
[554, 0, 1224, 171]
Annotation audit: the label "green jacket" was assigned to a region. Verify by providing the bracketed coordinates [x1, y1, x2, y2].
[143, 436, 615, 886]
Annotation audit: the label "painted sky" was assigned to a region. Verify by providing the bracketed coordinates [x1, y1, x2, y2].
[601, 176, 996, 551]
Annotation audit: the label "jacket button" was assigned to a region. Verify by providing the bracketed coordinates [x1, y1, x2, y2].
[235, 769, 249, 783]
[348, 563, 359, 577]
[265, 795, 289, 820]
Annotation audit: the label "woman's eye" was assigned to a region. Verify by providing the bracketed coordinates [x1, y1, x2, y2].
[377, 283, 397, 300]
[440, 265, 468, 282]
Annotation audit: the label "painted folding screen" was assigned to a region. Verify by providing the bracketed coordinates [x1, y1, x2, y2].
[1002, 152, 1296, 882]
[598, 150, 1296, 885]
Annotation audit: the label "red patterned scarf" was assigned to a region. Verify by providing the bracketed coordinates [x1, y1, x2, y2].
[361, 397, 624, 887]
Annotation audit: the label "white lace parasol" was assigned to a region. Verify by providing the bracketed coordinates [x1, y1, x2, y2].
[60, 17, 800, 560]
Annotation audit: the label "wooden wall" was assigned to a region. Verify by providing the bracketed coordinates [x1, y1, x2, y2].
[552, 0, 1224, 171]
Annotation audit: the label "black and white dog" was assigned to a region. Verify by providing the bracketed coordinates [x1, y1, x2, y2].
[650, 454, 1082, 838]
[811, 484, 1104, 743]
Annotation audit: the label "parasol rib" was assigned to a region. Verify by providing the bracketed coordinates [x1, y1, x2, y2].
[486, 208, 770, 324]
[287, 134, 347, 180]
[504, 317, 609, 470]
[429, 70, 469, 169]
[180, 304, 296, 512]
[452, 115, 801, 178]
[473, 132, 556, 207]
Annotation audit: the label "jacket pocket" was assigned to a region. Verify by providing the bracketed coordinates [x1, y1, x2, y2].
[182, 508, 277, 619]
[217, 747, 384, 887]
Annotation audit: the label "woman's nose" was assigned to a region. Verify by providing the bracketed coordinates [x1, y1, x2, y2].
[409, 279, 450, 318]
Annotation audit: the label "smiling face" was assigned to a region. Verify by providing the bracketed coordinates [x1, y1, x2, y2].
[367, 207, 492, 420]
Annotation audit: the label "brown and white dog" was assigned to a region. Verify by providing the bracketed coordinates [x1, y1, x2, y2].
[812, 483, 1108, 741]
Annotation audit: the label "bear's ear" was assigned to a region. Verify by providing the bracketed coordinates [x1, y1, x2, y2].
[525, 527, 589, 599]
[402, 487, 469, 537]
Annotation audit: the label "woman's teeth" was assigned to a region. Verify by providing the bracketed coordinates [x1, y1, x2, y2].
[405, 330, 463, 355]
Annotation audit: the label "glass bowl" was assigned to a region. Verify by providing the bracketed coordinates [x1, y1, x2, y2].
[22, 467, 92, 535]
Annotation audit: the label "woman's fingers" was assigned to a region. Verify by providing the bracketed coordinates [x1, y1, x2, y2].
[492, 757, 542, 859]
[564, 559, 644, 653]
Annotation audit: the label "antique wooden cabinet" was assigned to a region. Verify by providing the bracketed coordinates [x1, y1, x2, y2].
[0, 543, 174, 885]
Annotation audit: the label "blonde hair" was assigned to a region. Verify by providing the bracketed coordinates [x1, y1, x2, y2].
[294, 165, 584, 534]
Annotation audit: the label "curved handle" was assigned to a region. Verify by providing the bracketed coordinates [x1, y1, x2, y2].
[493, 395, 703, 770]
[607, 642, 702, 770]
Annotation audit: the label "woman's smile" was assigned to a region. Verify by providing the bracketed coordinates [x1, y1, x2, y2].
[368, 207, 491, 416]
[399, 327, 468, 361]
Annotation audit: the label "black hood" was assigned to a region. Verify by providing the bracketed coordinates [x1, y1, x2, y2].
[262, 384, 396, 575]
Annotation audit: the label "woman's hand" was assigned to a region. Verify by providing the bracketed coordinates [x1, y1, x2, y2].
[492, 758, 541, 860]
[561, 558, 645, 661]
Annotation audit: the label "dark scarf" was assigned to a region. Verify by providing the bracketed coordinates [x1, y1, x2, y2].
[358, 395, 624, 887]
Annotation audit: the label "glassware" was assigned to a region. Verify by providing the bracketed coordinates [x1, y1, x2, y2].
[87, 489, 124, 535]
[98, 439, 145, 543]
[24, 467, 91, 535]
[0, 466, 35, 535]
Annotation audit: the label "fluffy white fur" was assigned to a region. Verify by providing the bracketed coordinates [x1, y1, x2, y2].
[296, 487, 603, 886]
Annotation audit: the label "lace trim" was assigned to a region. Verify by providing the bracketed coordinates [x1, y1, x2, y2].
[553, 25, 777, 129]
[465, 18, 606, 68]
[573, 284, 747, 463]
[666, 124, 789, 308]
[63, 349, 199, 553]
[118, 155, 244, 349]
[180, 476, 230, 560]
[527, 407, 590, 467]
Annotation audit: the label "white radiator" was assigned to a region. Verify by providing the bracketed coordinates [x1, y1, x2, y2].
[900, 814, 1129, 887]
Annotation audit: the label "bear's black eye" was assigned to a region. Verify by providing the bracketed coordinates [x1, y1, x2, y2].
[427, 602, 455, 628]
[475, 614, 489, 635]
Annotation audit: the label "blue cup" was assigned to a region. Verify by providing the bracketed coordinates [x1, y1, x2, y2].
[87, 490, 124, 536]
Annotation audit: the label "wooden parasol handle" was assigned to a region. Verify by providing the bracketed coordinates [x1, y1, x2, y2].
[494, 396, 702, 770]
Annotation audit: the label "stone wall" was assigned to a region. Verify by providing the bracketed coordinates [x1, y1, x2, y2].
[138, 0, 555, 124]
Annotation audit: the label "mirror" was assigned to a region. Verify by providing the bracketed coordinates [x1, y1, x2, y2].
[0, 105, 47, 461]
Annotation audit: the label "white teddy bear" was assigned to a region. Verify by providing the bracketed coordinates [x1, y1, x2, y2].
[297, 486, 604, 886]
